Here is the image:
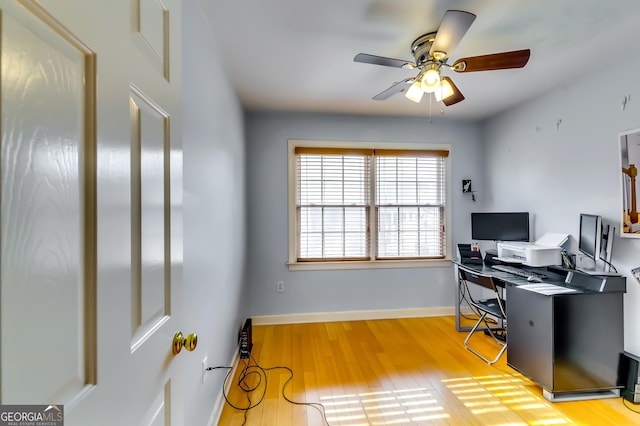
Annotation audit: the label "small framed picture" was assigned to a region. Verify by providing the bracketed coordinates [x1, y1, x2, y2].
[619, 128, 640, 237]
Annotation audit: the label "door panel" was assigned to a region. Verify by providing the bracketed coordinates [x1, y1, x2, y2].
[130, 85, 171, 352]
[0, 0, 97, 405]
[1, 0, 183, 424]
[133, 0, 170, 80]
[142, 381, 170, 426]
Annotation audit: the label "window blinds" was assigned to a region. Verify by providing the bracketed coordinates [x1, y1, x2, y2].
[376, 155, 446, 259]
[295, 147, 447, 261]
[296, 148, 371, 261]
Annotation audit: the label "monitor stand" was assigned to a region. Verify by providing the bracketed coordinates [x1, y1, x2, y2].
[576, 254, 612, 275]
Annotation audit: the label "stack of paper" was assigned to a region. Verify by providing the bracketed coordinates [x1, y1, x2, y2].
[519, 283, 577, 295]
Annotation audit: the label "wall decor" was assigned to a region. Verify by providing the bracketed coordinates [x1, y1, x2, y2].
[620, 128, 640, 237]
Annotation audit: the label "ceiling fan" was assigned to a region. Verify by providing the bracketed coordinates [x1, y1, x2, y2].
[354, 10, 531, 107]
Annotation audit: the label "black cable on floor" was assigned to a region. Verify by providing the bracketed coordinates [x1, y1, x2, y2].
[622, 397, 640, 414]
[208, 354, 330, 426]
[249, 353, 330, 425]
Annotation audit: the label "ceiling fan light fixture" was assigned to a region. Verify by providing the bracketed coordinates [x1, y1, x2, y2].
[435, 79, 454, 102]
[421, 66, 441, 93]
[405, 81, 424, 103]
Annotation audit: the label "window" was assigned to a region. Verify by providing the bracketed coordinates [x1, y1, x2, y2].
[296, 147, 372, 261]
[289, 141, 451, 270]
[376, 150, 447, 259]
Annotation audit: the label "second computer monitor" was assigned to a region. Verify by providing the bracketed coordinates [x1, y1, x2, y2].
[578, 213, 602, 263]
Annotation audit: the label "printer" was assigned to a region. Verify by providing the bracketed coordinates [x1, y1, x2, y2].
[496, 233, 568, 267]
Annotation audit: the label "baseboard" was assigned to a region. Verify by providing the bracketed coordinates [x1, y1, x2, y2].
[252, 306, 454, 326]
[209, 348, 241, 426]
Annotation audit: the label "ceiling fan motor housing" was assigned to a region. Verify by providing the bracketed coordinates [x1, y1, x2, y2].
[411, 32, 437, 67]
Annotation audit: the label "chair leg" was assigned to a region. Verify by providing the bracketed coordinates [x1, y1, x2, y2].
[464, 312, 507, 365]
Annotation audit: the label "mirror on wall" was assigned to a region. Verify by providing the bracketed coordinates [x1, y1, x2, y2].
[620, 128, 640, 237]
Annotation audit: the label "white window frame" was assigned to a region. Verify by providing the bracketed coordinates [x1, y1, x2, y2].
[288, 139, 453, 271]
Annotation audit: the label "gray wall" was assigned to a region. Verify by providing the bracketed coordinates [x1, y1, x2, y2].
[182, 3, 248, 425]
[245, 112, 484, 316]
[483, 56, 640, 355]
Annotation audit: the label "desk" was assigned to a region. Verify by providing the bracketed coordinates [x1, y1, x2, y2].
[453, 260, 626, 402]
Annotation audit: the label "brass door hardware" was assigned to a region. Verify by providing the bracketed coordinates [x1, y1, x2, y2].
[173, 332, 197, 354]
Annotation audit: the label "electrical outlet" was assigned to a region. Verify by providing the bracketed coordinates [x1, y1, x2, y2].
[276, 280, 284, 293]
[201, 356, 208, 384]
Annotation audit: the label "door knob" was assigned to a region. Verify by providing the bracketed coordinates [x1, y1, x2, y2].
[173, 332, 197, 354]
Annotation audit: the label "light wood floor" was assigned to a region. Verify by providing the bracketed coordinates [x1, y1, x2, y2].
[217, 316, 640, 425]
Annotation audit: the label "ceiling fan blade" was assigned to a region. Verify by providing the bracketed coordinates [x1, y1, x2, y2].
[452, 49, 531, 72]
[354, 53, 415, 69]
[372, 78, 415, 100]
[429, 10, 476, 60]
[441, 77, 465, 106]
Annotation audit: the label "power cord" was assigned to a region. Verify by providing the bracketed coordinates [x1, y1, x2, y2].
[206, 363, 259, 426]
[251, 354, 330, 425]
[207, 354, 330, 426]
[598, 256, 618, 273]
[622, 397, 640, 414]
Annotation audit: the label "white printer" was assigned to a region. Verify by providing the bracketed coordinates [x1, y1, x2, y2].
[496, 233, 568, 267]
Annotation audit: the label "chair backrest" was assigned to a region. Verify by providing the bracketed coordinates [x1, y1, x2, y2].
[458, 267, 506, 318]
[458, 268, 497, 292]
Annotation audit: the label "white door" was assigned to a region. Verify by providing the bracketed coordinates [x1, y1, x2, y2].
[0, 1, 187, 424]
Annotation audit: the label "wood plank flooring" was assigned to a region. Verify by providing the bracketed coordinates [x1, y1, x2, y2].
[217, 316, 640, 425]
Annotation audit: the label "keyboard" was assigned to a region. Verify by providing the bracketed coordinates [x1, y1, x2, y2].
[491, 264, 547, 280]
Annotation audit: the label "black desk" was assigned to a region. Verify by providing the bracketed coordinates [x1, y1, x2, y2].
[453, 260, 626, 402]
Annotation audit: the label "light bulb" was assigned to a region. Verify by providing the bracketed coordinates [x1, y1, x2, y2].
[405, 81, 424, 103]
[421, 67, 440, 93]
[435, 79, 454, 102]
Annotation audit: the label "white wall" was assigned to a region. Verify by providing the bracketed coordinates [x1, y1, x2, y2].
[245, 112, 484, 318]
[483, 55, 640, 355]
[182, 3, 248, 425]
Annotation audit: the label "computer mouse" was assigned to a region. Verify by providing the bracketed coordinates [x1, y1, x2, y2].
[527, 276, 542, 282]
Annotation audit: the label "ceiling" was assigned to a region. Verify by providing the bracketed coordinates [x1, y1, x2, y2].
[197, 0, 640, 121]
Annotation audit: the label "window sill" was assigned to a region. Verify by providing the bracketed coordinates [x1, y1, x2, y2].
[287, 258, 453, 271]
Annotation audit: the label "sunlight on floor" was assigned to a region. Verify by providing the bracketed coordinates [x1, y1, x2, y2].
[321, 387, 448, 425]
[317, 373, 576, 425]
[442, 374, 574, 425]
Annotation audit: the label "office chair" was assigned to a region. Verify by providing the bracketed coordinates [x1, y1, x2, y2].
[459, 268, 507, 365]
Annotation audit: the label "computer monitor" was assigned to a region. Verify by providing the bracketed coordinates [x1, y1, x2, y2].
[578, 213, 602, 263]
[471, 212, 530, 242]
